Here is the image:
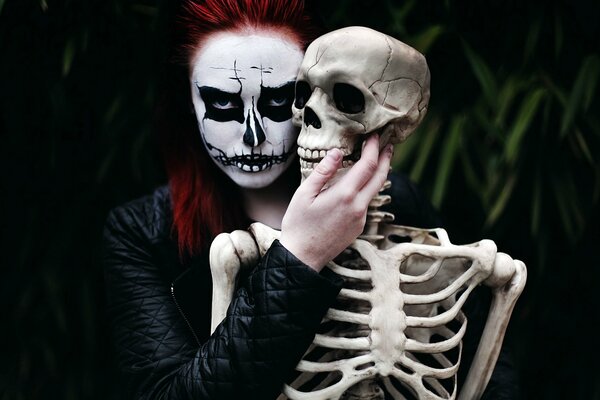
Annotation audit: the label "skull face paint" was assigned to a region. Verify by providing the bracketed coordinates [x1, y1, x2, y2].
[190, 32, 304, 189]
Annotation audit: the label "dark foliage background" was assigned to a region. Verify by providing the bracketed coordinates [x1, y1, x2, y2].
[1, 0, 599, 399]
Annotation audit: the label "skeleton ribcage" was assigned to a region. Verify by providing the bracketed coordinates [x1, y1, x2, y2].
[280, 226, 497, 400]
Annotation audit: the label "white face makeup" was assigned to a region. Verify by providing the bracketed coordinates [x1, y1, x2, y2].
[190, 32, 304, 189]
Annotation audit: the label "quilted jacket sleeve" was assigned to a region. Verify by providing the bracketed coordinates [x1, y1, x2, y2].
[104, 205, 343, 400]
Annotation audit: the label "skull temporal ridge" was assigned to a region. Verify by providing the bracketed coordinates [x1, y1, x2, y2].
[292, 26, 431, 181]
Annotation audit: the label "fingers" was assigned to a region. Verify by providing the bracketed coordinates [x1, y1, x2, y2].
[338, 134, 380, 192]
[300, 148, 343, 197]
[355, 143, 393, 205]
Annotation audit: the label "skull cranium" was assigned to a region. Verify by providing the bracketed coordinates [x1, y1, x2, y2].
[292, 26, 431, 181]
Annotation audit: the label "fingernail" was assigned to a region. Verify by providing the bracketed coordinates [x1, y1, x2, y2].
[386, 144, 393, 155]
[327, 148, 342, 161]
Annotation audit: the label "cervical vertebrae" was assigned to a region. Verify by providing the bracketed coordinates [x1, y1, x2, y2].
[209, 27, 526, 399]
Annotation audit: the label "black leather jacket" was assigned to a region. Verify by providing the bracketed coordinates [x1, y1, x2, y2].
[103, 173, 517, 399]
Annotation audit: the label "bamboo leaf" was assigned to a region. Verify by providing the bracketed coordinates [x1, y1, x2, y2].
[552, 170, 586, 242]
[550, 177, 575, 239]
[432, 116, 464, 208]
[460, 149, 483, 193]
[411, 25, 444, 54]
[553, 6, 564, 59]
[462, 40, 498, 107]
[104, 96, 123, 125]
[409, 120, 440, 182]
[574, 129, 595, 164]
[485, 173, 517, 227]
[530, 171, 542, 236]
[495, 77, 523, 127]
[560, 55, 600, 136]
[62, 39, 75, 77]
[391, 128, 419, 171]
[505, 88, 546, 165]
[582, 55, 600, 111]
[524, 18, 542, 64]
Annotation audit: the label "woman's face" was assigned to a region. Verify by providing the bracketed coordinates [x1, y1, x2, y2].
[190, 31, 304, 189]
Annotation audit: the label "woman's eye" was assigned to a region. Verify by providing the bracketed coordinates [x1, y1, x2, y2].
[212, 99, 236, 109]
[267, 96, 290, 107]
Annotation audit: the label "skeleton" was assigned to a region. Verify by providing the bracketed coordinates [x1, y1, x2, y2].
[209, 27, 526, 399]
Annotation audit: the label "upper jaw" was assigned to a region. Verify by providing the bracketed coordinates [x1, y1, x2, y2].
[296, 137, 365, 170]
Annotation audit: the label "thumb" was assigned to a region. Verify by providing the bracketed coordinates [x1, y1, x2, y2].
[302, 149, 343, 197]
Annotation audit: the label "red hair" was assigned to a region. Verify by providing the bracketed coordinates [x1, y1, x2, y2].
[162, 0, 321, 257]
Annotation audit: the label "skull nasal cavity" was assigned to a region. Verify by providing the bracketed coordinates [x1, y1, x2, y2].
[304, 107, 321, 129]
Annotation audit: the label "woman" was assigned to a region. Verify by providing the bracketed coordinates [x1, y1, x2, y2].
[104, 0, 393, 398]
[104, 0, 516, 398]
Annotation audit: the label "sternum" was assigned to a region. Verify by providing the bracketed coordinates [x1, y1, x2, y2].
[368, 252, 406, 376]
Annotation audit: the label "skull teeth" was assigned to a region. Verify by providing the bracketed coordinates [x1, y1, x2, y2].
[298, 146, 353, 163]
[299, 157, 355, 170]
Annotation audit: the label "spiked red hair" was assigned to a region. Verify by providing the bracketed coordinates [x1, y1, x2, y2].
[161, 0, 321, 257]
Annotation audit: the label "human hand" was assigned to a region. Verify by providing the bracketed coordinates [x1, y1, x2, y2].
[280, 134, 393, 272]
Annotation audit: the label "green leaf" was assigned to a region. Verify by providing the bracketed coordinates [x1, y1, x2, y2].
[462, 40, 498, 107]
[582, 55, 600, 111]
[104, 96, 123, 124]
[530, 171, 542, 236]
[460, 148, 483, 193]
[574, 129, 595, 164]
[411, 25, 444, 54]
[550, 173, 584, 241]
[505, 88, 546, 165]
[560, 55, 600, 136]
[551, 179, 575, 238]
[432, 116, 464, 208]
[553, 7, 564, 59]
[391, 128, 419, 171]
[62, 39, 75, 77]
[409, 120, 440, 182]
[524, 18, 542, 64]
[495, 77, 523, 128]
[485, 173, 517, 227]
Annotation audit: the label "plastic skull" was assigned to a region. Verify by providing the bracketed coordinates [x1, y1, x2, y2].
[292, 26, 430, 181]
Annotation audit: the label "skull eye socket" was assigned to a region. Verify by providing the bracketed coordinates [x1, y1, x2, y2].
[294, 80, 312, 109]
[333, 83, 364, 114]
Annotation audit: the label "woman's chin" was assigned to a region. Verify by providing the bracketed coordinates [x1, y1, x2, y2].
[222, 161, 292, 189]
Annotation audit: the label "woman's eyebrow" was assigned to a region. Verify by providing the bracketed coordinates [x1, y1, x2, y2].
[196, 85, 240, 96]
[261, 80, 295, 90]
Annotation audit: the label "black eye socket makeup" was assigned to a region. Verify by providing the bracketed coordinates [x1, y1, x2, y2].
[198, 85, 244, 123]
[257, 81, 295, 122]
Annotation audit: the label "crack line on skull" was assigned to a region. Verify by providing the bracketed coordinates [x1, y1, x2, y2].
[380, 35, 394, 84]
[369, 77, 422, 90]
[305, 44, 326, 81]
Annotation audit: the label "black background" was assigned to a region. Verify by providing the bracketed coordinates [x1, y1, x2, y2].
[1, 0, 599, 398]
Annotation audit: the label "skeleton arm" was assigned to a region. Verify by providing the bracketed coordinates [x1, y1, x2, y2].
[458, 253, 527, 400]
[209, 230, 260, 334]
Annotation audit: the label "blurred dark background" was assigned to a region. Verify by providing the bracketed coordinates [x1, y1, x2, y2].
[1, 0, 599, 399]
